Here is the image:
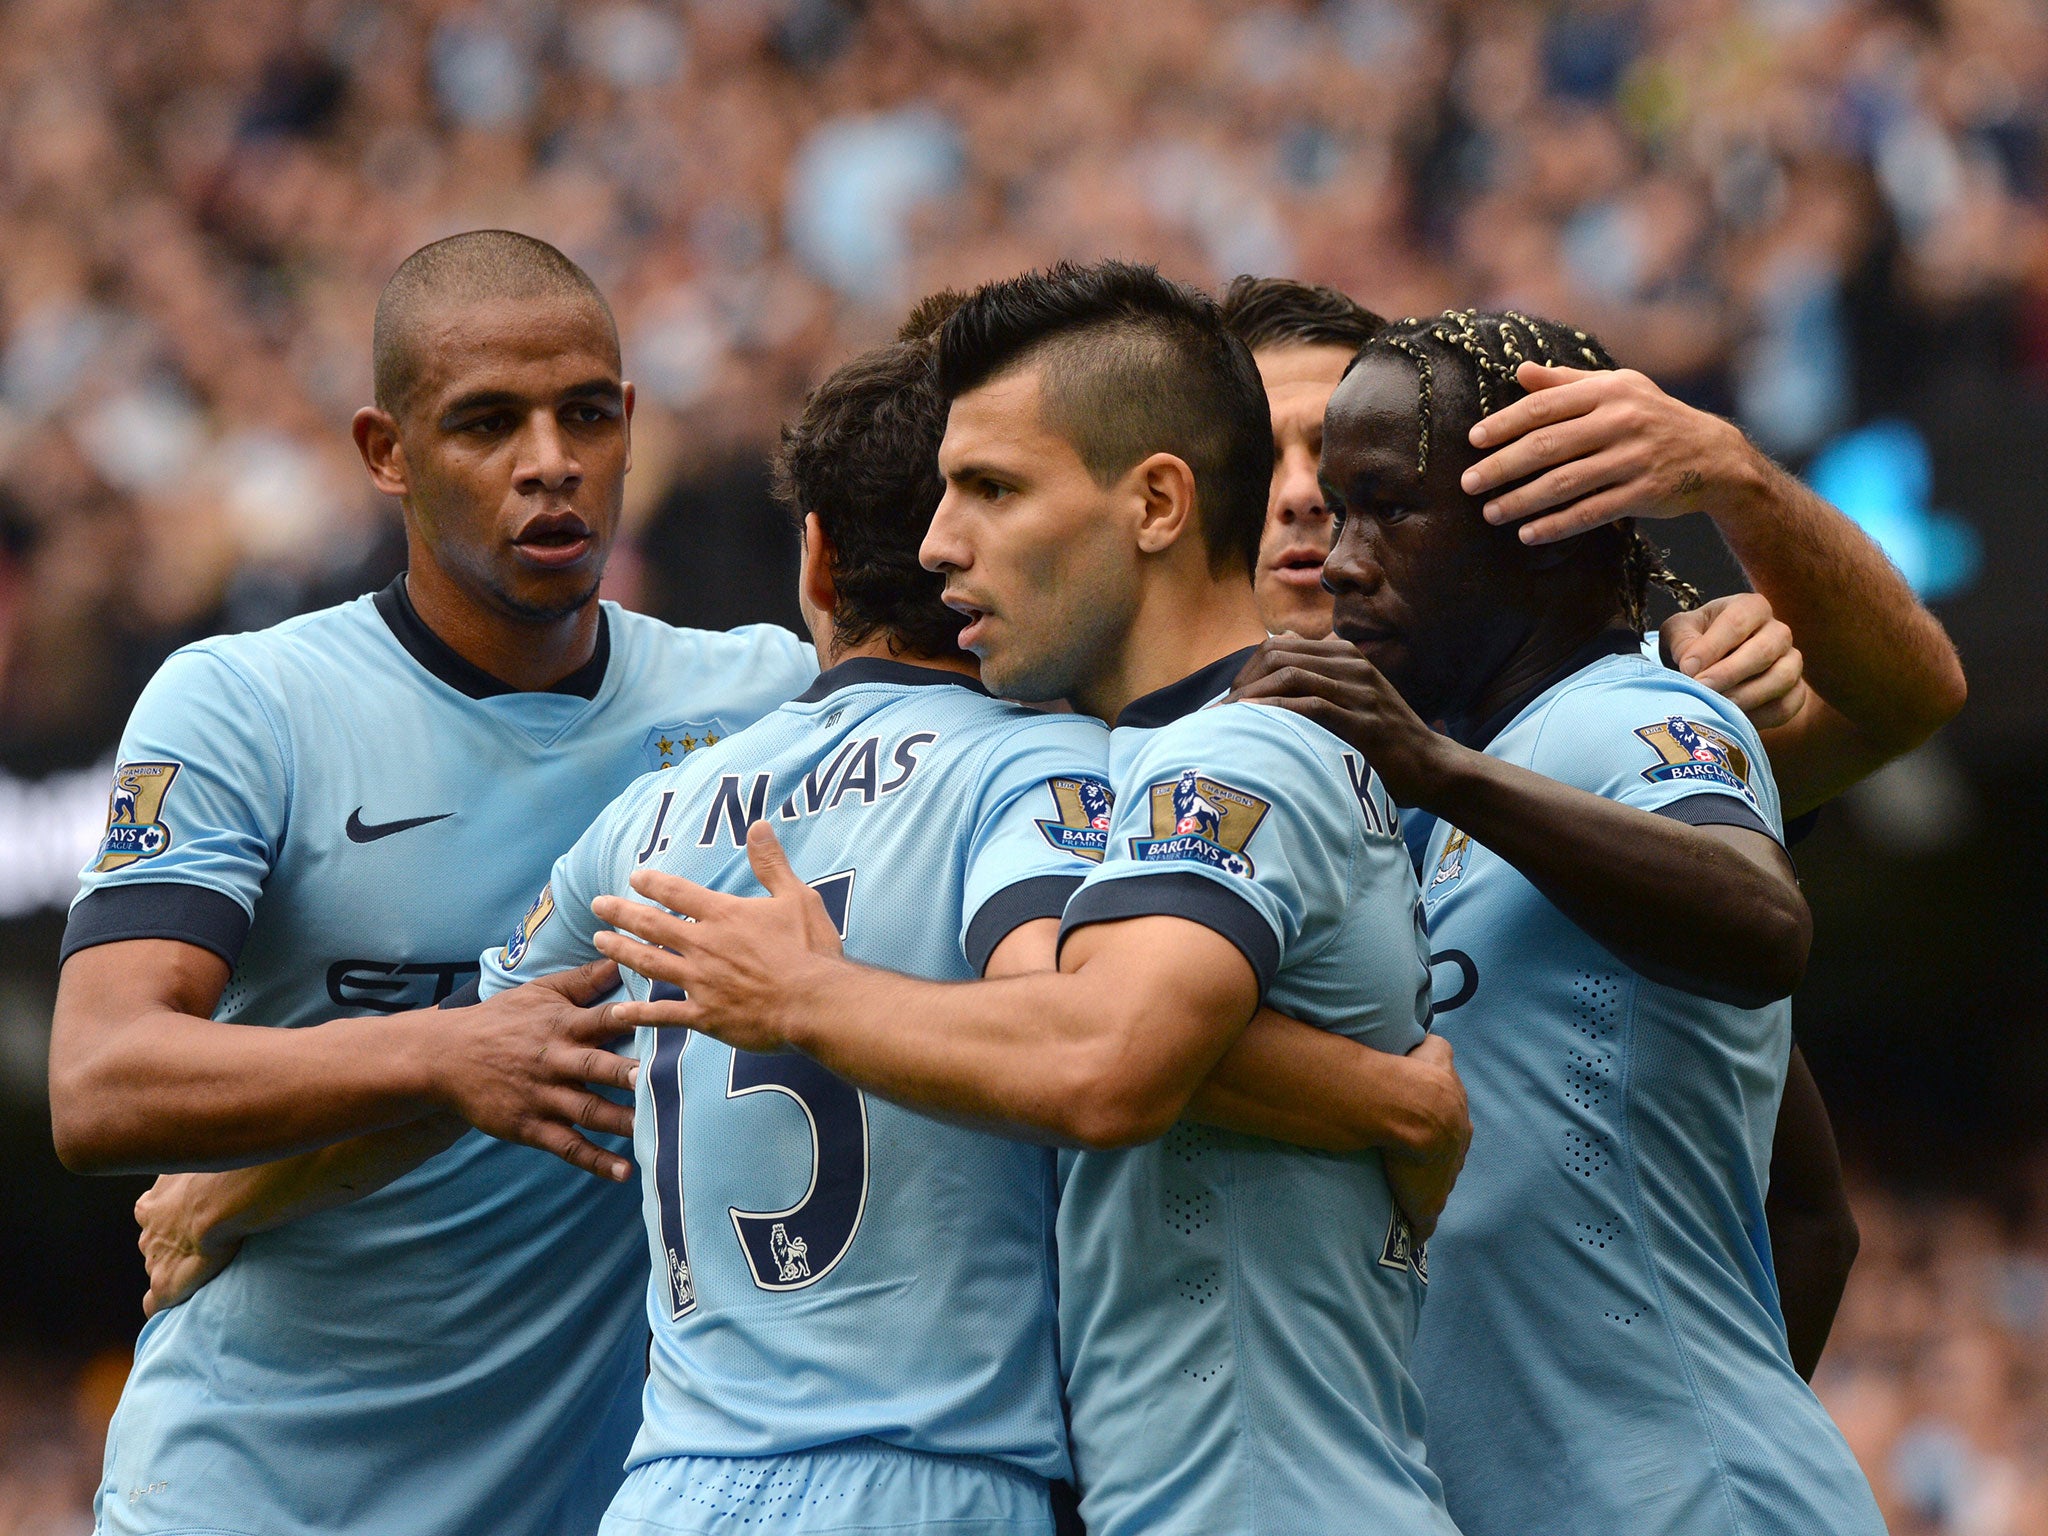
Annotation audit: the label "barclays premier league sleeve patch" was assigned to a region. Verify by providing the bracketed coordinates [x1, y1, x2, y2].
[501, 884, 556, 970]
[93, 761, 181, 872]
[1131, 768, 1269, 877]
[1634, 717, 1759, 805]
[1036, 775, 1114, 862]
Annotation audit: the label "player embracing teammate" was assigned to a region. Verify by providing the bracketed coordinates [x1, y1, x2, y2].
[61, 242, 1964, 1536]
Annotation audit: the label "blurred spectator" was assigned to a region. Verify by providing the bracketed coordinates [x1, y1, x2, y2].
[1, 0, 2039, 774]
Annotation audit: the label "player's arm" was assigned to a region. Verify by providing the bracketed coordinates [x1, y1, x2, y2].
[988, 921, 1470, 1234]
[1233, 637, 1810, 1007]
[51, 953, 632, 1175]
[1765, 1045, 1859, 1380]
[1460, 362, 1965, 816]
[592, 823, 1259, 1150]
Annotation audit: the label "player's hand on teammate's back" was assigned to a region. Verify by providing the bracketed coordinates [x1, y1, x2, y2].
[1230, 634, 1452, 809]
[433, 959, 639, 1181]
[1379, 1035, 1471, 1242]
[137, 1174, 240, 1318]
[1459, 361, 1756, 544]
[1660, 594, 1810, 730]
[593, 820, 845, 1053]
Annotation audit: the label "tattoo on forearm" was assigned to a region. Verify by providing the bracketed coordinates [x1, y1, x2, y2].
[1675, 469, 1705, 498]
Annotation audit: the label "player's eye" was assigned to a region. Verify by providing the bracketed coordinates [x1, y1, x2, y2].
[565, 402, 616, 424]
[462, 413, 513, 436]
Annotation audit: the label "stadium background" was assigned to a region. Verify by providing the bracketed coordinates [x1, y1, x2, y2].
[0, 0, 2042, 1526]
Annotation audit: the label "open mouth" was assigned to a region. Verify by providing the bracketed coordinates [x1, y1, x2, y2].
[513, 512, 595, 570]
[943, 591, 992, 651]
[1268, 549, 1328, 588]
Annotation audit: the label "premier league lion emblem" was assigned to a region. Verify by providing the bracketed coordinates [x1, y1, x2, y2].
[769, 1222, 811, 1283]
[1133, 768, 1269, 877]
[1036, 775, 1115, 861]
[93, 761, 181, 872]
[1633, 717, 1758, 804]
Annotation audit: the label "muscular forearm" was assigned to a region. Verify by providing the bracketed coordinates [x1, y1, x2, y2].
[1417, 749, 1809, 1005]
[51, 1007, 441, 1174]
[1711, 448, 1965, 752]
[181, 1115, 471, 1244]
[1765, 1046, 1858, 1379]
[1188, 1010, 1446, 1155]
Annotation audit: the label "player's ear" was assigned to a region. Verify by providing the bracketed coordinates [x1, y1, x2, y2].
[353, 407, 408, 499]
[800, 512, 839, 618]
[1130, 452, 1198, 558]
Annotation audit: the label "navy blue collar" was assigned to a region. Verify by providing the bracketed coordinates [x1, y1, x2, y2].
[1450, 627, 1642, 752]
[796, 656, 988, 703]
[1114, 645, 1260, 730]
[373, 575, 610, 702]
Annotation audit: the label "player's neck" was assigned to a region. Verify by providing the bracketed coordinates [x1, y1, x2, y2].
[1447, 602, 1628, 742]
[1074, 571, 1267, 724]
[403, 563, 603, 694]
[822, 634, 981, 682]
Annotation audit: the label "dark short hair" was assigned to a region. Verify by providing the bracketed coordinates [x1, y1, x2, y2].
[372, 230, 617, 416]
[1219, 275, 1384, 354]
[936, 260, 1272, 578]
[772, 340, 965, 660]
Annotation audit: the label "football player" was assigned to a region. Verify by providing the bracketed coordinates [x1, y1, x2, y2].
[596, 262, 1461, 1536]
[48, 231, 815, 1536]
[1232, 310, 1888, 1536]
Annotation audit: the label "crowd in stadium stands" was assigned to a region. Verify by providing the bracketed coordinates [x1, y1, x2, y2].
[0, 0, 2036, 1523]
[2, 1180, 2047, 1532]
[0, 0, 2041, 772]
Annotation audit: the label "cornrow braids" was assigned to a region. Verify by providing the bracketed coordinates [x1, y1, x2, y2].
[1357, 309, 1700, 632]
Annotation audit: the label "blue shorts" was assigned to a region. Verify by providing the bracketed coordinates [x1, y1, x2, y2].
[599, 1439, 1054, 1535]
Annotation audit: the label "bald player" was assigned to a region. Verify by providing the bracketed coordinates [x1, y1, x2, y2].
[48, 231, 813, 1536]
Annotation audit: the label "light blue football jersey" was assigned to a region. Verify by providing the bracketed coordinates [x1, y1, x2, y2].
[1053, 649, 1456, 1536]
[479, 658, 1110, 1528]
[1409, 630, 1883, 1536]
[65, 577, 814, 1536]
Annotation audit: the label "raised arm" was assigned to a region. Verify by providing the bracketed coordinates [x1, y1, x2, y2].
[50, 948, 633, 1176]
[1462, 363, 1966, 815]
[1233, 637, 1811, 1008]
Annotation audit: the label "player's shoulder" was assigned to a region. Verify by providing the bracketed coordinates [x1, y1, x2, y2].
[1130, 697, 1345, 780]
[1516, 651, 1779, 812]
[607, 607, 812, 681]
[148, 593, 388, 703]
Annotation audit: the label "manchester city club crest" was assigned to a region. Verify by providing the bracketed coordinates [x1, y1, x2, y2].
[1633, 717, 1758, 804]
[643, 720, 730, 772]
[93, 761, 181, 872]
[1132, 768, 1269, 877]
[1429, 827, 1471, 892]
[1036, 775, 1115, 862]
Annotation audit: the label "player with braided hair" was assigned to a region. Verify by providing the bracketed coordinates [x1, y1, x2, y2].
[1231, 308, 1886, 1536]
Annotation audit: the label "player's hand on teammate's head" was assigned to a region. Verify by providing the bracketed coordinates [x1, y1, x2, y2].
[1661, 594, 1810, 732]
[1380, 1035, 1471, 1242]
[594, 822, 843, 1053]
[433, 959, 640, 1183]
[137, 1174, 242, 1318]
[1229, 633, 1451, 807]
[1459, 360, 1755, 546]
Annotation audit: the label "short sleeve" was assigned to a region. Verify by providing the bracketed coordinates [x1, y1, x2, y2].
[1527, 664, 1784, 841]
[61, 647, 292, 967]
[1059, 704, 1354, 1001]
[478, 779, 657, 999]
[958, 714, 1112, 974]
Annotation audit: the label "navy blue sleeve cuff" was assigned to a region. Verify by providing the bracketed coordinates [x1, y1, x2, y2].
[964, 874, 1085, 976]
[439, 976, 483, 1009]
[1655, 792, 1780, 844]
[60, 882, 252, 968]
[1058, 871, 1280, 999]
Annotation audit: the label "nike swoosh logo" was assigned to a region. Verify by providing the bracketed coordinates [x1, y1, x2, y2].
[346, 809, 455, 844]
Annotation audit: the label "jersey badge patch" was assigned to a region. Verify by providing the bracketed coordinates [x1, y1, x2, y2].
[93, 761, 180, 872]
[1131, 769, 1269, 877]
[1379, 1205, 1428, 1282]
[1634, 717, 1757, 804]
[645, 720, 731, 772]
[1036, 775, 1114, 862]
[501, 884, 556, 970]
[1429, 828, 1471, 893]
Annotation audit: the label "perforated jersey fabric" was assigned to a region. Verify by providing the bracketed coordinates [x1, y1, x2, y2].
[1053, 653, 1456, 1536]
[1410, 647, 1884, 1536]
[69, 583, 815, 1536]
[481, 658, 1109, 1529]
